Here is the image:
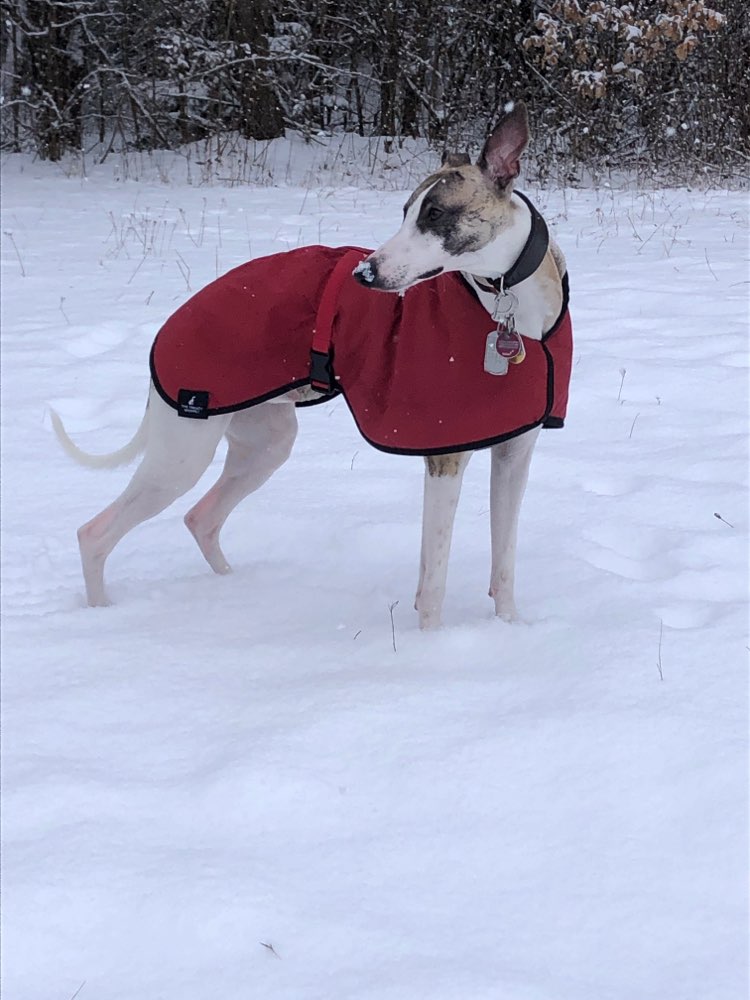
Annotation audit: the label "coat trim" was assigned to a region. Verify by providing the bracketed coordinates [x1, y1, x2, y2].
[329, 338, 557, 457]
[149, 350, 309, 416]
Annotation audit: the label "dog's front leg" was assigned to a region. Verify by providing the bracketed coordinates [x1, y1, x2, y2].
[415, 452, 472, 629]
[489, 428, 540, 620]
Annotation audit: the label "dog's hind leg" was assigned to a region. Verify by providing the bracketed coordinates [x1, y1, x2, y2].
[415, 451, 473, 629]
[184, 401, 298, 574]
[78, 389, 230, 606]
[488, 428, 539, 621]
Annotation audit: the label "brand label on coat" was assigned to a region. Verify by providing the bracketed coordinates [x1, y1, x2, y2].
[177, 389, 210, 419]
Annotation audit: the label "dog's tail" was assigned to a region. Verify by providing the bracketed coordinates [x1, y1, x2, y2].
[50, 405, 149, 469]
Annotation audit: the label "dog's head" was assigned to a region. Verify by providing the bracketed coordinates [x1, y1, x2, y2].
[353, 102, 531, 293]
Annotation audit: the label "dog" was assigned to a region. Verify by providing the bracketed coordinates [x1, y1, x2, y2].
[52, 101, 572, 629]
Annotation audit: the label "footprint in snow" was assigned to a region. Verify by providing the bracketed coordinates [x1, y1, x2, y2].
[63, 323, 130, 359]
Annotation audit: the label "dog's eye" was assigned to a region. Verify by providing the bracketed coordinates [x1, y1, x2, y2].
[425, 205, 444, 222]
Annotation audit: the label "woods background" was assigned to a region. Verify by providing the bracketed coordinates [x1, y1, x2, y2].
[1, 0, 747, 181]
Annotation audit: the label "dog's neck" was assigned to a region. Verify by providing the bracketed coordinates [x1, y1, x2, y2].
[463, 192, 551, 321]
[465, 192, 548, 290]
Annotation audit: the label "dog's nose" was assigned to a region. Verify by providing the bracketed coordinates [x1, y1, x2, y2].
[352, 257, 379, 287]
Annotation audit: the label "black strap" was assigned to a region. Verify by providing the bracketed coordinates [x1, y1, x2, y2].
[310, 348, 337, 394]
[473, 190, 549, 292]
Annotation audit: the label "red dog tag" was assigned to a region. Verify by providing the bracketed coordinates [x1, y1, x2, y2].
[484, 323, 526, 375]
[495, 324, 524, 359]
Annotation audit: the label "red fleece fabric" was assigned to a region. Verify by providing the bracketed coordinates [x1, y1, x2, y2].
[150, 245, 572, 455]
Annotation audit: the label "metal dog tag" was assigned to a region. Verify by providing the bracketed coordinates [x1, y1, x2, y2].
[484, 329, 509, 375]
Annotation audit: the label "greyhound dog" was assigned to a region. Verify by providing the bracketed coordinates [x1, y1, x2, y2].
[53, 102, 570, 629]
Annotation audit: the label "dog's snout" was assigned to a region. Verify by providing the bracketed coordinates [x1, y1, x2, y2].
[352, 257, 379, 287]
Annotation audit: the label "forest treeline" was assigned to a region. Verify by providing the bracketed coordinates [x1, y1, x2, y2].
[1, 1, 747, 179]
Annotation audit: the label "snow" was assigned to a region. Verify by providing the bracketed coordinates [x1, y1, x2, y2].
[1, 156, 748, 1000]
[352, 258, 375, 283]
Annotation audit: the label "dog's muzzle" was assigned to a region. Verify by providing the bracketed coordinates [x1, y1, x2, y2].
[352, 258, 444, 292]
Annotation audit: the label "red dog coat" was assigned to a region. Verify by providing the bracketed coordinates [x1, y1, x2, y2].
[150, 245, 572, 456]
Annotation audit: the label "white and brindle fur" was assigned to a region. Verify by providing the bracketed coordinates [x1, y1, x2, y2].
[53, 102, 566, 628]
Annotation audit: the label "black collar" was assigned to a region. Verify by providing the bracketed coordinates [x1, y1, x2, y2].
[472, 190, 549, 293]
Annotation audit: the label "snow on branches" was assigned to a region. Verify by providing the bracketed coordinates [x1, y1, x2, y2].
[523, 1, 726, 99]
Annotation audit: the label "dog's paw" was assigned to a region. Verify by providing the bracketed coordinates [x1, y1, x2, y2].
[493, 602, 520, 623]
[415, 590, 443, 630]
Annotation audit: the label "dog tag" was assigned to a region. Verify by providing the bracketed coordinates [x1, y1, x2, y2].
[484, 322, 525, 375]
[484, 330, 509, 375]
[495, 325, 525, 361]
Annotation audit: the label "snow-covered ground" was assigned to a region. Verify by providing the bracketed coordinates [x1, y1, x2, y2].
[2, 153, 748, 1000]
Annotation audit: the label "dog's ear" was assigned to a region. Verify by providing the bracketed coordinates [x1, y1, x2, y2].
[441, 151, 472, 168]
[478, 102, 529, 190]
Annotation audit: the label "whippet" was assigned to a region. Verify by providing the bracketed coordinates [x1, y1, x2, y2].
[52, 102, 571, 628]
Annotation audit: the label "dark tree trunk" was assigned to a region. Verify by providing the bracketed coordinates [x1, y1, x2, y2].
[227, 0, 284, 140]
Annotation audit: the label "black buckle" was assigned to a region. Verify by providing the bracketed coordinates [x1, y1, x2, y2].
[309, 349, 337, 393]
